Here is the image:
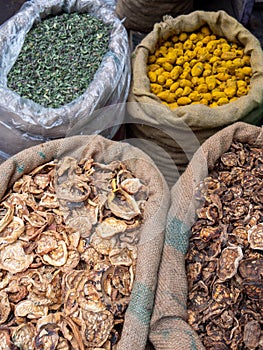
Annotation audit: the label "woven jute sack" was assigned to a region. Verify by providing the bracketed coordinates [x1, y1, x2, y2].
[115, 0, 193, 33]
[127, 10, 263, 188]
[0, 134, 170, 350]
[148, 121, 263, 350]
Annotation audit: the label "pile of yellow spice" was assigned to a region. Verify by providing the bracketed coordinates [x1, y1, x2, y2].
[147, 26, 252, 108]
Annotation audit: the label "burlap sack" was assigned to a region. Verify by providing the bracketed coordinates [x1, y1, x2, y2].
[127, 10, 263, 188]
[0, 134, 170, 350]
[149, 121, 263, 350]
[115, 0, 193, 33]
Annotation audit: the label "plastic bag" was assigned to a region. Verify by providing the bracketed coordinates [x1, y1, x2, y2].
[0, 0, 130, 161]
[102, 0, 116, 9]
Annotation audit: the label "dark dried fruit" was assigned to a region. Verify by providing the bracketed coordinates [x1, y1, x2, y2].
[186, 142, 263, 350]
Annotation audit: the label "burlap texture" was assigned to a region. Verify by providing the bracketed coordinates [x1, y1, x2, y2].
[0, 134, 170, 350]
[149, 121, 263, 350]
[115, 0, 193, 33]
[127, 10, 263, 188]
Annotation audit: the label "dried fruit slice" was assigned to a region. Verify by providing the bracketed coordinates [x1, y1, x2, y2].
[217, 246, 243, 281]
[81, 310, 114, 348]
[15, 300, 48, 319]
[0, 216, 24, 249]
[0, 292, 10, 325]
[120, 178, 142, 194]
[107, 189, 141, 220]
[248, 224, 263, 250]
[96, 217, 127, 239]
[0, 241, 34, 274]
[0, 203, 14, 232]
[243, 320, 261, 349]
[42, 240, 68, 267]
[12, 323, 36, 350]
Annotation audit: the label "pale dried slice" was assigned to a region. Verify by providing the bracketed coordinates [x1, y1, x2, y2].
[109, 248, 133, 266]
[42, 240, 68, 267]
[96, 217, 127, 239]
[101, 266, 132, 310]
[107, 189, 141, 220]
[248, 224, 263, 250]
[217, 246, 243, 281]
[0, 270, 11, 290]
[4, 278, 28, 303]
[0, 241, 34, 274]
[39, 192, 59, 208]
[0, 202, 14, 232]
[112, 266, 132, 296]
[23, 212, 47, 228]
[0, 292, 10, 324]
[29, 161, 56, 177]
[81, 310, 114, 348]
[120, 178, 142, 194]
[34, 323, 60, 349]
[15, 300, 48, 319]
[90, 234, 117, 255]
[66, 215, 93, 238]
[79, 282, 106, 313]
[59, 316, 85, 350]
[60, 249, 80, 272]
[0, 216, 25, 248]
[12, 323, 36, 350]
[56, 179, 91, 203]
[36, 232, 58, 255]
[33, 173, 51, 190]
[0, 328, 12, 350]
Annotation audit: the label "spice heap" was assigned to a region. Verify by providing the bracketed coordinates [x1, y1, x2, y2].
[186, 142, 263, 350]
[147, 26, 252, 109]
[8, 12, 111, 108]
[0, 156, 148, 349]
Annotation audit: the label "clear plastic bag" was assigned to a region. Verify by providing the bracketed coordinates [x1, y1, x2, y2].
[0, 0, 130, 161]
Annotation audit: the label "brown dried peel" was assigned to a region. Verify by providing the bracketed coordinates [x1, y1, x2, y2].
[186, 142, 263, 350]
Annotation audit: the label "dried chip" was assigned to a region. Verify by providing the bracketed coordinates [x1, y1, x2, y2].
[0, 241, 34, 274]
[217, 246, 243, 281]
[248, 224, 263, 250]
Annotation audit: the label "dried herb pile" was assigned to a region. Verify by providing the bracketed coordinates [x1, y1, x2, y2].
[186, 142, 263, 350]
[0, 156, 148, 349]
[7, 12, 111, 108]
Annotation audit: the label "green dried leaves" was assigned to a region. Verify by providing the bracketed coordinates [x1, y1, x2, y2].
[8, 12, 111, 108]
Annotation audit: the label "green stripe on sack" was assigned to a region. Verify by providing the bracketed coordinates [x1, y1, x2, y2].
[14, 161, 25, 174]
[186, 329, 198, 350]
[154, 325, 198, 350]
[128, 282, 154, 325]
[165, 217, 190, 254]
[38, 151, 46, 159]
